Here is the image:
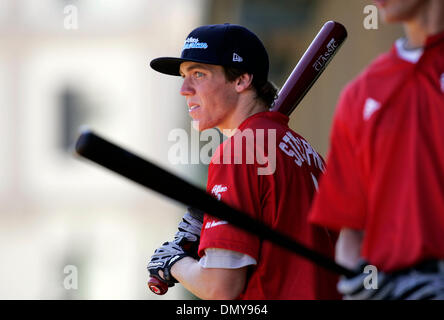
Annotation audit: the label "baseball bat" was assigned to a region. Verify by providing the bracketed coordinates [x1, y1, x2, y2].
[75, 21, 352, 295]
[271, 20, 347, 115]
[146, 20, 348, 294]
[75, 131, 356, 280]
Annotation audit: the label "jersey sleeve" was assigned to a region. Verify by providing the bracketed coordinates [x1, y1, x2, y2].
[198, 149, 262, 260]
[309, 85, 367, 231]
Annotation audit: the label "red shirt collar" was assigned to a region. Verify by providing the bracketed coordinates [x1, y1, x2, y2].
[392, 28, 444, 51]
[391, 28, 444, 63]
[237, 111, 290, 130]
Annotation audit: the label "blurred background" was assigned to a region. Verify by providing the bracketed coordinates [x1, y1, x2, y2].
[0, 0, 402, 299]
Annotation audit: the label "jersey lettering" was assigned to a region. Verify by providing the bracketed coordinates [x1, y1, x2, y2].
[279, 131, 325, 171]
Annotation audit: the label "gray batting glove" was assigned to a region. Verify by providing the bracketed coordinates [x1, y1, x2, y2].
[147, 241, 188, 286]
[173, 207, 204, 258]
[337, 260, 394, 300]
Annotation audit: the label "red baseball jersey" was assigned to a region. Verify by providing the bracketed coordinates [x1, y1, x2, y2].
[198, 111, 340, 300]
[309, 31, 444, 272]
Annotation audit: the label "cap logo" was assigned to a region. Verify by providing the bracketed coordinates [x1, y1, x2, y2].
[182, 37, 208, 51]
[233, 53, 243, 62]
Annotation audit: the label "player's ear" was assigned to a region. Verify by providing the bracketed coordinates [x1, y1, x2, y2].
[234, 73, 253, 93]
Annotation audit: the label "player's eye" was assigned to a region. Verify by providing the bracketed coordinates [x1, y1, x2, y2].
[194, 71, 204, 78]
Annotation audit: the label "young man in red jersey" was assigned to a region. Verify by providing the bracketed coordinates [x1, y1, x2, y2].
[309, 0, 444, 299]
[147, 24, 340, 299]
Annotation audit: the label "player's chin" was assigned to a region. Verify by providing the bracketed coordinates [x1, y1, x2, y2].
[191, 119, 212, 132]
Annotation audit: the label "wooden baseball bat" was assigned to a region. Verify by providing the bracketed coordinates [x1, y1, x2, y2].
[271, 21, 347, 115]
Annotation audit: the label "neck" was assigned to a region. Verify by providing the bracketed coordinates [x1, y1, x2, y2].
[403, 0, 444, 49]
[218, 93, 268, 137]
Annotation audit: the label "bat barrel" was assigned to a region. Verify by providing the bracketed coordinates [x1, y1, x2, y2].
[271, 21, 347, 116]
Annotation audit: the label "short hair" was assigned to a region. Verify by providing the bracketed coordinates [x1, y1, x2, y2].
[223, 66, 278, 107]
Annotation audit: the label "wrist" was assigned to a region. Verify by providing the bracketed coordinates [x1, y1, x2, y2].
[170, 256, 195, 282]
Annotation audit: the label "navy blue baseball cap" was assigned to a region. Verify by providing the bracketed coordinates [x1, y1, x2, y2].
[150, 23, 269, 84]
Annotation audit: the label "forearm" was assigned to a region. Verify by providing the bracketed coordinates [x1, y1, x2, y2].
[171, 257, 247, 300]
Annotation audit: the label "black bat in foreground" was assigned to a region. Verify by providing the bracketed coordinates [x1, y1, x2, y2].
[75, 130, 356, 279]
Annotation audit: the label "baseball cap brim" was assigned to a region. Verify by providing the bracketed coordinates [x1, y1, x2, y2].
[150, 57, 221, 76]
[150, 24, 269, 81]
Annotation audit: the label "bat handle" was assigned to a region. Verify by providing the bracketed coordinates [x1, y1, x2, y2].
[148, 276, 169, 295]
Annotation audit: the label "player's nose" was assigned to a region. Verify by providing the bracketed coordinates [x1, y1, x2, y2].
[180, 78, 195, 97]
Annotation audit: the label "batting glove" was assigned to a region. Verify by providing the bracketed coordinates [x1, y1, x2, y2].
[337, 260, 394, 300]
[173, 207, 204, 259]
[147, 241, 189, 287]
